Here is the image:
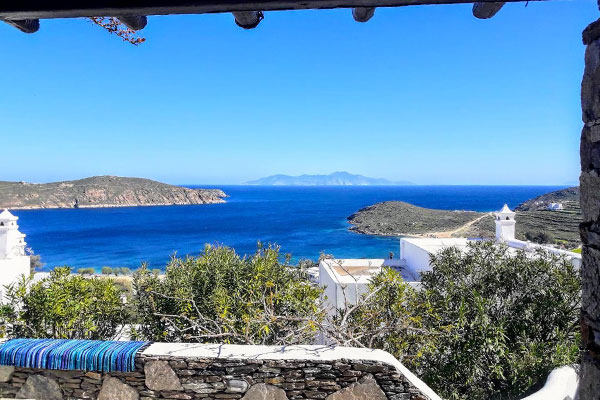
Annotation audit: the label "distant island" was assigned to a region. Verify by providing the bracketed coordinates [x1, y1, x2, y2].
[348, 187, 581, 247]
[246, 171, 413, 186]
[0, 176, 227, 210]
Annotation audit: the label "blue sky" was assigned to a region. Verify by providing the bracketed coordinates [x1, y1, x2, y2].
[0, 1, 595, 185]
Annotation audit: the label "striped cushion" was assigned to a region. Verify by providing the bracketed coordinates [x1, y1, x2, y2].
[0, 339, 150, 372]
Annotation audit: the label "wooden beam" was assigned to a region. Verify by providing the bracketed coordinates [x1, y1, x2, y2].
[472, 2, 505, 19]
[0, 1, 543, 20]
[118, 15, 147, 30]
[2, 18, 39, 33]
[352, 7, 375, 22]
[232, 11, 263, 28]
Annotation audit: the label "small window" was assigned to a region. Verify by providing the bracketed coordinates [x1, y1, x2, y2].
[506, 216, 510, 220]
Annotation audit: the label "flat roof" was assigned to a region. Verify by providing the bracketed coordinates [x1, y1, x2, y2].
[401, 237, 470, 253]
[320, 258, 420, 283]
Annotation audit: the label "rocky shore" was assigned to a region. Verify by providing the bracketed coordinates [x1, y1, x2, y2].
[0, 176, 227, 210]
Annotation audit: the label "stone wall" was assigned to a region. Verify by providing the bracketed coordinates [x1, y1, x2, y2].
[580, 13, 600, 400]
[0, 343, 440, 400]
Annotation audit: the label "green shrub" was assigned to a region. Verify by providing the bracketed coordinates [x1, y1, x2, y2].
[525, 231, 555, 244]
[151, 269, 161, 276]
[120, 267, 132, 276]
[343, 241, 580, 400]
[412, 242, 580, 400]
[101, 266, 113, 275]
[77, 267, 95, 275]
[0, 267, 128, 340]
[132, 243, 324, 344]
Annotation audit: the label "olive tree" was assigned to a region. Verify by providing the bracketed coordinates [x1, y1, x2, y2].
[132, 244, 325, 344]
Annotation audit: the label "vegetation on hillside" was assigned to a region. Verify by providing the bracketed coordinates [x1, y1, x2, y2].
[0, 175, 226, 209]
[348, 187, 582, 247]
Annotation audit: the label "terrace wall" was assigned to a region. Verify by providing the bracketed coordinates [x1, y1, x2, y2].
[0, 343, 440, 400]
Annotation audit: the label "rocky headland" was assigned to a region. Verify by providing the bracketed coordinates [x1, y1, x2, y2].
[0, 176, 227, 209]
[348, 187, 581, 247]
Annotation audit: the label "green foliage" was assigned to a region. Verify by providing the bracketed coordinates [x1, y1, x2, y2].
[101, 266, 113, 275]
[330, 267, 425, 354]
[151, 269, 161, 275]
[76, 267, 95, 275]
[343, 241, 580, 400]
[524, 230, 555, 244]
[120, 267, 132, 275]
[412, 242, 579, 400]
[132, 244, 324, 344]
[0, 267, 128, 340]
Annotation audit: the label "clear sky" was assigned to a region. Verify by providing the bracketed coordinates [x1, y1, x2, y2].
[0, 1, 596, 185]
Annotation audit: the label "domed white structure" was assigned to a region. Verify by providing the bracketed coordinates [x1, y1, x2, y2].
[494, 204, 516, 242]
[0, 209, 30, 300]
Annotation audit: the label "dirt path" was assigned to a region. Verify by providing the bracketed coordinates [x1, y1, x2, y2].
[414, 213, 492, 238]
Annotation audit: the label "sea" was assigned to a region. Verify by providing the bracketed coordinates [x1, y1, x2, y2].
[11, 185, 566, 272]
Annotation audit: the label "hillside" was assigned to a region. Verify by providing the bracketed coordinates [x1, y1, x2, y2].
[0, 176, 227, 209]
[247, 172, 413, 186]
[515, 186, 579, 211]
[348, 187, 582, 247]
[348, 201, 485, 236]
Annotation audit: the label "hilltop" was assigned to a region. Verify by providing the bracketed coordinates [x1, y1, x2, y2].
[348, 187, 581, 247]
[0, 176, 227, 209]
[247, 171, 413, 186]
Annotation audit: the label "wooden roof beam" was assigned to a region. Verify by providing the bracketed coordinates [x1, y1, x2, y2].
[353, 7, 375, 22]
[0, 1, 543, 20]
[472, 2, 505, 19]
[118, 15, 147, 30]
[232, 11, 263, 29]
[1, 18, 39, 33]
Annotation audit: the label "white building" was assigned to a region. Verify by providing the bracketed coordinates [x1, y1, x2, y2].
[0, 210, 30, 299]
[318, 258, 418, 315]
[548, 203, 564, 211]
[318, 204, 581, 313]
[398, 204, 581, 272]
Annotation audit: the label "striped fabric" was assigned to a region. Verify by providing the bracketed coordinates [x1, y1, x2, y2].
[0, 339, 150, 372]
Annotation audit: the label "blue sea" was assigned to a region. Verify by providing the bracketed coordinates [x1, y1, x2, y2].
[12, 185, 566, 271]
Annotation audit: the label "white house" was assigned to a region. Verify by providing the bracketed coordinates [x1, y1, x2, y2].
[318, 258, 418, 315]
[548, 203, 564, 211]
[0, 210, 30, 300]
[398, 204, 581, 272]
[318, 204, 581, 313]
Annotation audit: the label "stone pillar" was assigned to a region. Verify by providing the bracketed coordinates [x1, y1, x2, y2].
[579, 17, 600, 399]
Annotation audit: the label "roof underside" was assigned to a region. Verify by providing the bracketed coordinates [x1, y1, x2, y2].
[0, 0, 542, 19]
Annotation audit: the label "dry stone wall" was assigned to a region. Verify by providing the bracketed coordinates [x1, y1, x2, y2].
[0, 344, 437, 400]
[580, 14, 600, 400]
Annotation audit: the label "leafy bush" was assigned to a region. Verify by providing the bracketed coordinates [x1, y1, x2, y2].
[151, 269, 161, 275]
[524, 231, 555, 244]
[341, 241, 580, 400]
[76, 267, 95, 275]
[0, 267, 128, 340]
[101, 266, 113, 275]
[327, 267, 425, 354]
[375, 241, 579, 400]
[132, 244, 324, 344]
[120, 267, 132, 276]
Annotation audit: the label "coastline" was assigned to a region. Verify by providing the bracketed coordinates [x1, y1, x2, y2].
[7, 200, 226, 211]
